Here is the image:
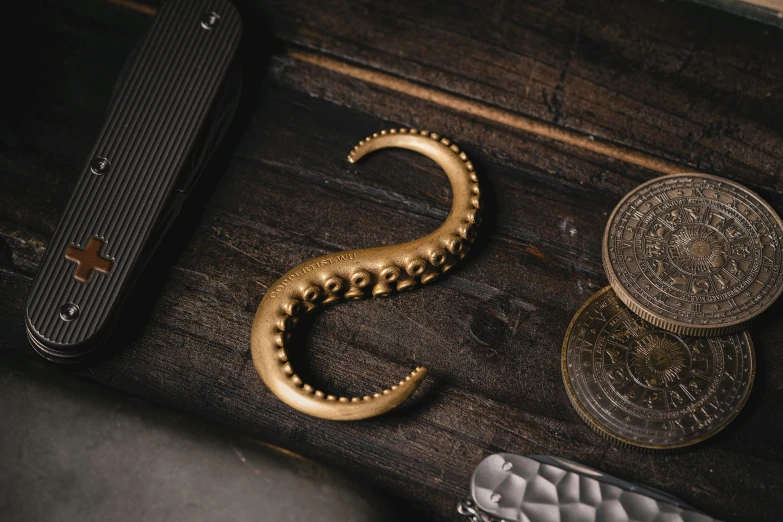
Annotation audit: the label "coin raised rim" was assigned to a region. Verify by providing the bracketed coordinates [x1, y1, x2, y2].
[602, 172, 783, 337]
[561, 286, 756, 450]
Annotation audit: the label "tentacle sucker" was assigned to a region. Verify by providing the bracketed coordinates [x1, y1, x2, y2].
[250, 129, 482, 420]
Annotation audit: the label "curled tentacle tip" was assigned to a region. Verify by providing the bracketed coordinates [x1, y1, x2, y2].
[253, 128, 475, 421]
[413, 366, 427, 377]
[403, 366, 428, 383]
[403, 366, 428, 386]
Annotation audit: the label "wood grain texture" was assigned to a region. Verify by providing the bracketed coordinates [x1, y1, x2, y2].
[2, 0, 783, 519]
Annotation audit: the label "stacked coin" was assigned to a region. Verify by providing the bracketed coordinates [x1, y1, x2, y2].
[562, 173, 783, 450]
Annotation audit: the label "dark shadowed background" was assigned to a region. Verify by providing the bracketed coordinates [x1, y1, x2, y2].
[2, 0, 783, 520]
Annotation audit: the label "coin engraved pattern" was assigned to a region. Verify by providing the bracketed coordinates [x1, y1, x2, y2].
[603, 173, 783, 336]
[562, 287, 755, 450]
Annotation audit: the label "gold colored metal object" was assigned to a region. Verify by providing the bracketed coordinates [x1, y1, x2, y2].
[603, 173, 783, 336]
[562, 286, 755, 450]
[250, 129, 481, 420]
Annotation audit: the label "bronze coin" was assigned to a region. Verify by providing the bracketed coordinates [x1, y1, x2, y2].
[562, 287, 755, 450]
[604, 173, 783, 336]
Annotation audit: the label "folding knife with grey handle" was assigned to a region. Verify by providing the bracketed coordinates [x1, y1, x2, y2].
[25, 0, 242, 363]
[457, 453, 719, 522]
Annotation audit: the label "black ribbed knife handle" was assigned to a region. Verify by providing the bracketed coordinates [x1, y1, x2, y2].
[25, 0, 242, 362]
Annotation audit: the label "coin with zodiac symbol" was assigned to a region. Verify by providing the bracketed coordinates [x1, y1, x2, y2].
[603, 173, 783, 336]
[562, 287, 755, 450]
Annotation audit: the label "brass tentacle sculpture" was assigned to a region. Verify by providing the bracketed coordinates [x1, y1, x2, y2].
[250, 129, 481, 420]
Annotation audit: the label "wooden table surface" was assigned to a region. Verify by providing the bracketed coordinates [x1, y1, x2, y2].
[3, 0, 783, 519]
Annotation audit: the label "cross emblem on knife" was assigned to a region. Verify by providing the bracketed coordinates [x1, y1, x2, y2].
[64, 238, 114, 283]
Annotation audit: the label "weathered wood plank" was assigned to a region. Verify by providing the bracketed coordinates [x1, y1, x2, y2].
[2, 1, 783, 520]
[268, 0, 783, 186]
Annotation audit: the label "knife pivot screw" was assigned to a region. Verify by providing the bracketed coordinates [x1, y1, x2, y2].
[200, 12, 220, 30]
[59, 303, 80, 322]
[90, 157, 110, 176]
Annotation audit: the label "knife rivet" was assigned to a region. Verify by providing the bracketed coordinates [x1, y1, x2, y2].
[490, 493, 501, 503]
[200, 11, 220, 30]
[59, 303, 80, 322]
[90, 157, 110, 176]
[502, 462, 513, 471]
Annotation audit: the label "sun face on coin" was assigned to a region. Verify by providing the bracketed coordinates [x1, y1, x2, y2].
[629, 334, 688, 387]
[603, 173, 783, 336]
[562, 287, 755, 450]
[667, 225, 727, 274]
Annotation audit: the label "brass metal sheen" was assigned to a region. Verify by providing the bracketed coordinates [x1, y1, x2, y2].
[562, 287, 755, 450]
[603, 173, 783, 336]
[250, 129, 481, 420]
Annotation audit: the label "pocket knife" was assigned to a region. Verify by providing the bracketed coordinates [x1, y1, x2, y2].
[458, 453, 719, 522]
[25, 0, 243, 362]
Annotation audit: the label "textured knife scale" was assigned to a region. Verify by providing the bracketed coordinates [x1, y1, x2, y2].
[468, 454, 717, 521]
[25, 0, 242, 359]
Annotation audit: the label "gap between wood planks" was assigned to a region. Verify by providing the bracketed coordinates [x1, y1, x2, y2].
[102, 0, 686, 176]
